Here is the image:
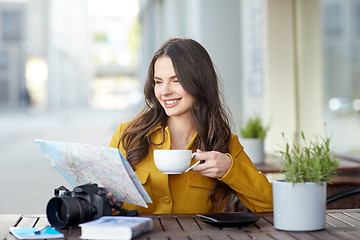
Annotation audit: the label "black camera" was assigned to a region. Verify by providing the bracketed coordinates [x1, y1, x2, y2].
[46, 183, 112, 229]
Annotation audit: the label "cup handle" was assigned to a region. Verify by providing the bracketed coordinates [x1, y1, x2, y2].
[185, 152, 199, 173]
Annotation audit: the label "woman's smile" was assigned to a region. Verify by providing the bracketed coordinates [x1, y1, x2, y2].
[163, 98, 181, 107]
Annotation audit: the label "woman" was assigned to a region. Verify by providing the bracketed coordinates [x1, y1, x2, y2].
[109, 38, 273, 214]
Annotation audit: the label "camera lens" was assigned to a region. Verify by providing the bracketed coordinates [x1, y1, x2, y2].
[46, 196, 91, 229]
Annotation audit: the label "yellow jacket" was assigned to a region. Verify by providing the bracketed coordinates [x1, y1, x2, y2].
[109, 122, 273, 214]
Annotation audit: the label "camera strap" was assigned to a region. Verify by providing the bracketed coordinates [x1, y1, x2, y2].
[105, 196, 138, 216]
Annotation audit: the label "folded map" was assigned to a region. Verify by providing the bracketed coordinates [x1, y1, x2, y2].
[36, 140, 152, 208]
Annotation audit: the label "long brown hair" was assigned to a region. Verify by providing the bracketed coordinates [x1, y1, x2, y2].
[120, 38, 233, 202]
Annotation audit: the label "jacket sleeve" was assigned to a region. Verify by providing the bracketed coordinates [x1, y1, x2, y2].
[218, 135, 273, 212]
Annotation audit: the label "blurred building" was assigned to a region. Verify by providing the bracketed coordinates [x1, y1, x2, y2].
[46, 0, 91, 108]
[138, 0, 360, 158]
[0, 0, 359, 159]
[26, 0, 91, 109]
[0, 0, 140, 110]
[0, 0, 92, 110]
[0, 1, 27, 108]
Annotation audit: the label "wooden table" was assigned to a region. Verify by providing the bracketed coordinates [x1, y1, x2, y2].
[1, 209, 360, 239]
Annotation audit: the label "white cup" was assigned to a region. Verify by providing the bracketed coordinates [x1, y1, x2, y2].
[153, 150, 200, 174]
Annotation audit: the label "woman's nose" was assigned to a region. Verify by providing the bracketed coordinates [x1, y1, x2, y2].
[161, 83, 172, 95]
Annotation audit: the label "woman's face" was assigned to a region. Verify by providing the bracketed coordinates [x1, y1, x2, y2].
[153, 55, 195, 119]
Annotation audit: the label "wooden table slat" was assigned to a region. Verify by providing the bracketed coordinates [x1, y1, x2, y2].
[14, 216, 38, 228]
[192, 216, 222, 233]
[150, 216, 166, 233]
[227, 233, 257, 240]
[2, 210, 360, 240]
[176, 215, 200, 232]
[0, 215, 21, 240]
[343, 211, 360, 221]
[329, 212, 360, 227]
[253, 216, 274, 231]
[207, 235, 233, 240]
[3, 234, 17, 240]
[167, 237, 192, 240]
[346, 230, 360, 238]
[267, 232, 301, 240]
[329, 230, 360, 240]
[66, 225, 82, 239]
[326, 213, 355, 228]
[33, 216, 49, 228]
[143, 237, 170, 240]
[188, 236, 210, 240]
[288, 232, 319, 240]
[158, 216, 183, 232]
[248, 232, 283, 240]
[309, 230, 357, 240]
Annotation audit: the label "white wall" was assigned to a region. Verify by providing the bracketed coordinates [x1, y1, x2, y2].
[295, 0, 323, 137]
[264, 0, 298, 151]
[264, 0, 323, 152]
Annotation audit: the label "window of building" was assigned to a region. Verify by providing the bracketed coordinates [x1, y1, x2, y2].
[321, 0, 360, 160]
[0, 50, 8, 69]
[1, 10, 22, 42]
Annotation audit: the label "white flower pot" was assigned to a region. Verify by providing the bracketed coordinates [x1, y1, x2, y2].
[240, 138, 264, 164]
[273, 180, 327, 231]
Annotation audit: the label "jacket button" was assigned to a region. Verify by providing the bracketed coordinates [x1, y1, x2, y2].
[162, 196, 171, 204]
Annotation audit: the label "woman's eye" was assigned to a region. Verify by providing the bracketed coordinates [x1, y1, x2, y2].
[154, 80, 162, 84]
[173, 79, 179, 83]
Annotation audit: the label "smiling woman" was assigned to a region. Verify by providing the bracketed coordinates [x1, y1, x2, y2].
[109, 38, 273, 215]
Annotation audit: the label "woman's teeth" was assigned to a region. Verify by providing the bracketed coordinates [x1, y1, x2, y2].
[165, 100, 178, 104]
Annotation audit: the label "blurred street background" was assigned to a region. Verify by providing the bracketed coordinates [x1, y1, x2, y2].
[1, 0, 360, 213]
[0, 108, 134, 214]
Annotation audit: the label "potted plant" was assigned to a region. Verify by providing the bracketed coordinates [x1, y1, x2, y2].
[273, 132, 339, 231]
[239, 116, 269, 164]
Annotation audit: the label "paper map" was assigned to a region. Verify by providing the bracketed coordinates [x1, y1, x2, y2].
[36, 139, 152, 208]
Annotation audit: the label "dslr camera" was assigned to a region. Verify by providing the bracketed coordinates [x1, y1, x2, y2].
[46, 183, 112, 229]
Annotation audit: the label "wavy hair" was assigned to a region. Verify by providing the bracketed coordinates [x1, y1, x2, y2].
[119, 38, 233, 203]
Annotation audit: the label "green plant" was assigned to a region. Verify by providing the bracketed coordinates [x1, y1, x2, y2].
[278, 132, 339, 184]
[240, 116, 269, 140]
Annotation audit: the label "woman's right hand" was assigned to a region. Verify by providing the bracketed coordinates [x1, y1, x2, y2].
[191, 149, 232, 178]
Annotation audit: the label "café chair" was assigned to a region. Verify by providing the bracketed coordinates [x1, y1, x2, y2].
[327, 186, 360, 205]
[326, 176, 360, 209]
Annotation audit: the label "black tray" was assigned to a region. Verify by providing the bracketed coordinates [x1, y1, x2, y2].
[197, 213, 260, 227]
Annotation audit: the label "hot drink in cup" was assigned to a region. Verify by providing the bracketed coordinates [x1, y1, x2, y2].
[153, 150, 200, 174]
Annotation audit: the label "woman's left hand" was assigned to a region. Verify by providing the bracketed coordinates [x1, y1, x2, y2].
[191, 149, 232, 178]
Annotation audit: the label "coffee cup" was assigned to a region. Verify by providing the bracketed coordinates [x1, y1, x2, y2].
[153, 150, 200, 174]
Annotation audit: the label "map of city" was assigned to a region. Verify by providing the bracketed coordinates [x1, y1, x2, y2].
[36, 139, 152, 208]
